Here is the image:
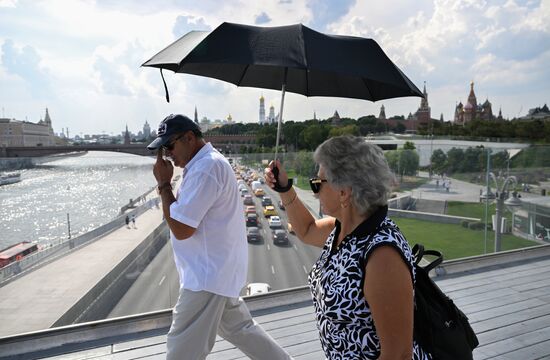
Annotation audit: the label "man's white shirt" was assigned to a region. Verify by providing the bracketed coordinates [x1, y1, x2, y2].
[169, 143, 247, 298]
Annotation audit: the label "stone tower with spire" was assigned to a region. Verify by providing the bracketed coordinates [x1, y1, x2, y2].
[378, 104, 386, 120]
[259, 95, 265, 124]
[44, 108, 52, 128]
[124, 124, 130, 145]
[194, 106, 198, 124]
[414, 81, 431, 128]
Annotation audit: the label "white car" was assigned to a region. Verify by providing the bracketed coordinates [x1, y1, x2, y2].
[246, 282, 271, 296]
[268, 216, 282, 228]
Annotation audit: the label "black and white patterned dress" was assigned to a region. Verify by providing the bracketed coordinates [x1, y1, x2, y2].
[308, 206, 432, 359]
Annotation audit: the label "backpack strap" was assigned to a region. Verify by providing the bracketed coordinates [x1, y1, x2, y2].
[412, 244, 443, 273]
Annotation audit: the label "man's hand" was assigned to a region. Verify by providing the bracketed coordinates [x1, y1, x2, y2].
[153, 149, 174, 185]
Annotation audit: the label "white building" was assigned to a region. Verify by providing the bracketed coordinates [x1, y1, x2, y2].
[0, 108, 56, 146]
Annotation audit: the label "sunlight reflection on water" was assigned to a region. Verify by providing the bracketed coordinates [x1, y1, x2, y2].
[0, 152, 157, 249]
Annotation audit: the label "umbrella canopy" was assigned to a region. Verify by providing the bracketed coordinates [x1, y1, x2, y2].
[142, 22, 422, 102]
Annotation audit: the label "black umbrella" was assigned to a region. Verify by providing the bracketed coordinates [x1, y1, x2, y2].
[142, 22, 422, 187]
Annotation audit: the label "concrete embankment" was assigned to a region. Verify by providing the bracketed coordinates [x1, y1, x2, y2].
[0, 191, 169, 337]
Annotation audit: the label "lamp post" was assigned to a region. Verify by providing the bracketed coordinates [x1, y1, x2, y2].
[481, 173, 521, 252]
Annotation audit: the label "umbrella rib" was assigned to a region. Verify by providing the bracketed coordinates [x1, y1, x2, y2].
[236, 64, 250, 86]
[361, 78, 375, 101]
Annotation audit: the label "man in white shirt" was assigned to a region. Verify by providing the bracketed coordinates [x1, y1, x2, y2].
[148, 114, 291, 360]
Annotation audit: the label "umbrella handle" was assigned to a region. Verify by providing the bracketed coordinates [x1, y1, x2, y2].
[272, 165, 293, 193]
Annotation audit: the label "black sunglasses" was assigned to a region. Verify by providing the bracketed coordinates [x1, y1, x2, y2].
[309, 178, 328, 194]
[162, 134, 185, 151]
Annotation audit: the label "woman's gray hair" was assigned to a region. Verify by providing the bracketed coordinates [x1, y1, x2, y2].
[313, 135, 395, 216]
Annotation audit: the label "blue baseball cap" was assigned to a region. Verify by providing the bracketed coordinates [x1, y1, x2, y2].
[147, 114, 201, 150]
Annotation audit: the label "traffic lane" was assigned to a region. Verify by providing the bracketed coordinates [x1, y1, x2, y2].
[246, 192, 320, 291]
[108, 241, 179, 317]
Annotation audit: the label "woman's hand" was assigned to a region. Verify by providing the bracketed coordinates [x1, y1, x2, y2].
[264, 159, 288, 189]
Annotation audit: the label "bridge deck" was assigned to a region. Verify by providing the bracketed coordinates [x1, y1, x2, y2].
[4, 252, 550, 359]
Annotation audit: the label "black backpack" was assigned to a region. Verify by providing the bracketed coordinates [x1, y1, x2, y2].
[412, 244, 479, 360]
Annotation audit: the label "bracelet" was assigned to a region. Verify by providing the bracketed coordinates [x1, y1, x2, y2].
[282, 191, 298, 207]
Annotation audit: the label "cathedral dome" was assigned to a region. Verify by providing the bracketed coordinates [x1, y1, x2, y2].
[464, 101, 474, 110]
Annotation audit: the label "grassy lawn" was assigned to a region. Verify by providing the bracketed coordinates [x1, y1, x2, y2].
[286, 170, 310, 190]
[446, 201, 513, 223]
[392, 217, 537, 260]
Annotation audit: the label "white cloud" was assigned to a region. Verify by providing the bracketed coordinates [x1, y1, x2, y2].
[0, 0, 548, 135]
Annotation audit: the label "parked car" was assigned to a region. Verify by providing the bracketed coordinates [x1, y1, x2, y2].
[261, 196, 272, 206]
[263, 205, 277, 217]
[246, 282, 271, 296]
[268, 216, 282, 228]
[246, 227, 261, 243]
[246, 213, 258, 227]
[272, 229, 289, 245]
[243, 194, 254, 205]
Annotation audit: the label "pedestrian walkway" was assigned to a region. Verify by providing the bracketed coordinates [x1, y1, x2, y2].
[0, 197, 165, 337]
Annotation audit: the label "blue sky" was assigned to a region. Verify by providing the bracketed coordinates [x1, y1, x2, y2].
[0, 0, 549, 136]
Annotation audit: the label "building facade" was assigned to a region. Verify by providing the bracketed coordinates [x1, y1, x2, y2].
[454, 82, 494, 125]
[0, 108, 56, 147]
[376, 82, 434, 133]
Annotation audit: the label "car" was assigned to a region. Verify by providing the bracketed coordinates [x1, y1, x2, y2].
[246, 227, 262, 243]
[243, 194, 254, 205]
[244, 205, 256, 215]
[268, 216, 282, 228]
[272, 229, 289, 245]
[278, 200, 285, 210]
[261, 196, 272, 206]
[246, 282, 271, 296]
[263, 205, 277, 217]
[254, 188, 265, 197]
[240, 188, 249, 197]
[246, 213, 258, 227]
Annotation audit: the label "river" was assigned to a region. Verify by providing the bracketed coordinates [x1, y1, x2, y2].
[0, 152, 155, 250]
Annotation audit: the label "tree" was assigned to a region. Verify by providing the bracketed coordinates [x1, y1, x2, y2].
[430, 149, 447, 175]
[303, 124, 329, 150]
[329, 124, 359, 137]
[403, 141, 416, 150]
[294, 151, 317, 178]
[393, 122, 406, 134]
[399, 149, 420, 176]
[445, 147, 464, 174]
[256, 125, 277, 148]
[385, 149, 419, 178]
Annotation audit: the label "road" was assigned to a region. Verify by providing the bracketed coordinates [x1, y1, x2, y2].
[108, 182, 321, 317]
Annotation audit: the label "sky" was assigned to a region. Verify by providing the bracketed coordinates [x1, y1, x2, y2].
[0, 0, 549, 136]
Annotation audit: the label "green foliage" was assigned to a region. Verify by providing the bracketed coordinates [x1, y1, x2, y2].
[511, 145, 550, 168]
[329, 124, 360, 137]
[430, 149, 447, 175]
[460, 220, 470, 228]
[287, 151, 317, 178]
[385, 149, 419, 177]
[403, 141, 416, 150]
[468, 222, 486, 231]
[303, 124, 330, 150]
[256, 124, 277, 148]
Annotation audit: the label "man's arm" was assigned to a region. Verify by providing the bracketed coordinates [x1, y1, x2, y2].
[158, 185, 196, 240]
[154, 151, 196, 240]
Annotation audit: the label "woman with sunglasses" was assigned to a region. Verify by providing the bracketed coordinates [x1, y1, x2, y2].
[265, 135, 431, 360]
